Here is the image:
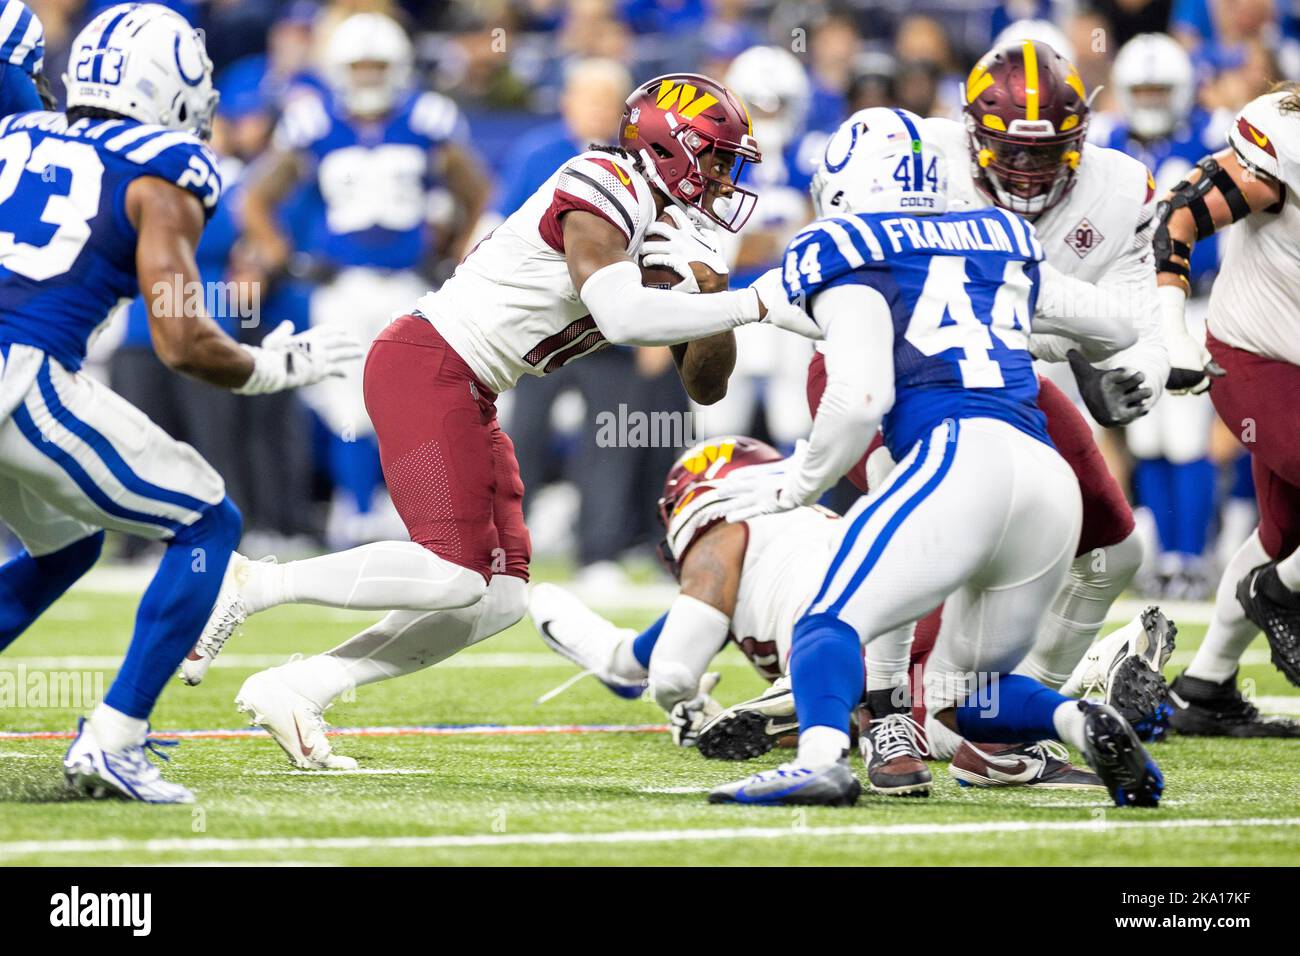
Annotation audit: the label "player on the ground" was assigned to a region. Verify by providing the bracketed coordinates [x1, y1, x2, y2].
[183, 73, 820, 770]
[0, 0, 54, 115]
[1104, 33, 1226, 599]
[614, 40, 1180, 775]
[241, 12, 490, 548]
[1153, 83, 1300, 736]
[0, 4, 359, 803]
[531, 434, 1107, 796]
[703, 107, 1163, 808]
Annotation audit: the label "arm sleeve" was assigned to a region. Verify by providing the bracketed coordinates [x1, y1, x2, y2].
[579, 260, 760, 346]
[1032, 260, 1141, 359]
[781, 283, 895, 507]
[646, 593, 733, 711]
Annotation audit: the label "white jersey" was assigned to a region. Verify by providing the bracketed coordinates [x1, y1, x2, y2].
[924, 118, 1169, 398]
[728, 506, 841, 679]
[1209, 91, 1300, 367]
[416, 149, 657, 394]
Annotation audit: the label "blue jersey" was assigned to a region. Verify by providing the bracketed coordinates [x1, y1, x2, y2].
[782, 208, 1050, 458]
[1102, 109, 1225, 290]
[0, 0, 45, 118]
[0, 111, 222, 370]
[275, 88, 466, 271]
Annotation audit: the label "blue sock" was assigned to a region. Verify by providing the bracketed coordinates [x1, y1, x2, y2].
[1132, 458, 1175, 552]
[1170, 458, 1215, 557]
[328, 434, 382, 514]
[790, 613, 863, 734]
[954, 673, 1070, 743]
[0, 532, 104, 652]
[104, 498, 242, 719]
[632, 613, 666, 669]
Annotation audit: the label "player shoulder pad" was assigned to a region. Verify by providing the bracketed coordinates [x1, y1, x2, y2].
[1228, 91, 1300, 186]
[273, 91, 332, 152]
[780, 215, 886, 303]
[552, 150, 652, 247]
[0, 0, 43, 75]
[1073, 141, 1157, 237]
[408, 90, 466, 144]
[101, 123, 222, 216]
[921, 115, 965, 153]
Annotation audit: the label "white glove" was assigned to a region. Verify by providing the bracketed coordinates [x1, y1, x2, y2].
[750, 268, 823, 340]
[668, 672, 723, 747]
[717, 441, 808, 522]
[1159, 285, 1223, 395]
[235, 320, 364, 396]
[640, 205, 729, 292]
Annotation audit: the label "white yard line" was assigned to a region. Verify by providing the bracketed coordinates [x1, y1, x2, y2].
[2, 816, 1298, 858]
[0, 652, 568, 671]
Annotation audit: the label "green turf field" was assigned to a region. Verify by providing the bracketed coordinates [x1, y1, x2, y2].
[2, 585, 1299, 866]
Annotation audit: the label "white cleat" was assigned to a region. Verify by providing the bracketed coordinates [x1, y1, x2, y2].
[182, 552, 259, 686]
[63, 718, 195, 804]
[235, 668, 358, 770]
[529, 583, 646, 699]
[1063, 606, 1177, 698]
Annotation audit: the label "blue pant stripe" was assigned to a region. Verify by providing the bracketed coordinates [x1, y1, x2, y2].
[11, 402, 185, 535]
[825, 420, 960, 617]
[36, 359, 210, 515]
[808, 432, 933, 610]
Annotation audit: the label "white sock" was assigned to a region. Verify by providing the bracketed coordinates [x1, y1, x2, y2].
[242, 541, 485, 614]
[1276, 549, 1300, 591]
[865, 624, 913, 692]
[1186, 530, 1268, 683]
[924, 711, 966, 761]
[796, 725, 850, 768]
[1018, 533, 1143, 688]
[610, 635, 649, 683]
[282, 576, 527, 708]
[88, 704, 148, 754]
[1051, 700, 1087, 752]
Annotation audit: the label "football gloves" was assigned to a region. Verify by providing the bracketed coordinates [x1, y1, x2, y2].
[668, 672, 724, 747]
[640, 205, 729, 292]
[235, 320, 363, 396]
[1067, 350, 1152, 427]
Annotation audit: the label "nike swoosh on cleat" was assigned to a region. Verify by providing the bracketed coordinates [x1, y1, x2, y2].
[293, 715, 314, 757]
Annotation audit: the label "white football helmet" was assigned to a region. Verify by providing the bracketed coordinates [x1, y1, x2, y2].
[64, 3, 217, 138]
[811, 107, 948, 217]
[323, 12, 413, 117]
[1112, 33, 1194, 141]
[724, 45, 811, 152]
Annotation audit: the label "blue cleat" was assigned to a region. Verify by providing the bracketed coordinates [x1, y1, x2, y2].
[708, 756, 861, 806]
[1079, 702, 1164, 808]
[63, 717, 195, 805]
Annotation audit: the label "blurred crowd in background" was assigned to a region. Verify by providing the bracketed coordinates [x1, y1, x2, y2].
[17, 0, 1293, 596]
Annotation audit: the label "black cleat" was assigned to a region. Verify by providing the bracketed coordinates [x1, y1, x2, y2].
[1168, 670, 1300, 738]
[696, 678, 797, 760]
[1109, 656, 1173, 742]
[1237, 562, 1300, 687]
[1079, 701, 1164, 808]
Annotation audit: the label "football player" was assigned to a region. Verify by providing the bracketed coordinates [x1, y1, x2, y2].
[531, 434, 1106, 796]
[0, 4, 358, 803]
[799, 40, 1184, 769]
[1104, 33, 1226, 599]
[1154, 82, 1300, 736]
[0, 0, 54, 116]
[185, 73, 819, 770]
[706, 107, 1163, 808]
[240, 12, 490, 547]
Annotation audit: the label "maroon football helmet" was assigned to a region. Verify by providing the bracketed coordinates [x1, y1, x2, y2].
[656, 435, 782, 577]
[963, 39, 1090, 216]
[619, 73, 761, 232]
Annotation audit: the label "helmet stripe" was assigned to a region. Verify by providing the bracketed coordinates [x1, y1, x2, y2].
[1022, 39, 1039, 121]
[90, 6, 132, 83]
[892, 108, 924, 191]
